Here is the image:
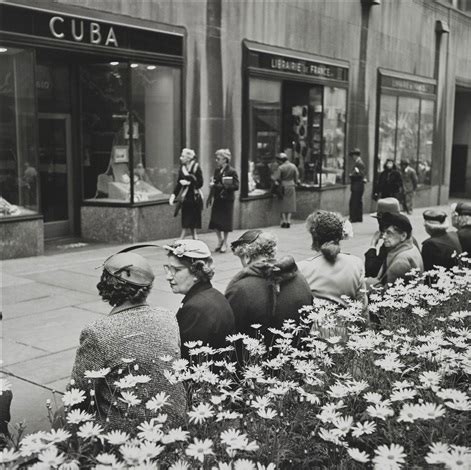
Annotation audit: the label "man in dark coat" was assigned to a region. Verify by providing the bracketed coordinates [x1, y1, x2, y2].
[226, 230, 312, 347]
[374, 159, 403, 201]
[452, 202, 471, 255]
[164, 239, 235, 358]
[349, 148, 367, 223]
[421, 209, 462, 271]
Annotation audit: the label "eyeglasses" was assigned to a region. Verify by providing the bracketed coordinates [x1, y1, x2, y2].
[163, 264, 187, 276]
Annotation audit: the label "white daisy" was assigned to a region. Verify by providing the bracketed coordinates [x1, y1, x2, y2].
[347, 447, 370, 463]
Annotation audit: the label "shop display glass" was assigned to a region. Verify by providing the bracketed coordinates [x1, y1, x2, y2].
[81, 62, 181, 204]
[248, 78, 281, 196]
[0, 46, 38, 218]
[322, 87, 346, 186]
[130, 64, 181, 201]
[377, 93, 434, 186]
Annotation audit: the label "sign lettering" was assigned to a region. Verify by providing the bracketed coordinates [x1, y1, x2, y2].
[381, 75, 436, 95]
[48, 15, 119, 47]
[248, 50, 348, 82]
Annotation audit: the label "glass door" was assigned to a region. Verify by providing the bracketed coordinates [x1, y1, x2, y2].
[38, 113, 74, 238]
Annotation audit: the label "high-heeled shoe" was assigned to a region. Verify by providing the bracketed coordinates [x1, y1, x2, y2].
[220, 244, 227, 253]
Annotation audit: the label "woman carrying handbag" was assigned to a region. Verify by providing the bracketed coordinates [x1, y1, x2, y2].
[169, 148, 204, 239]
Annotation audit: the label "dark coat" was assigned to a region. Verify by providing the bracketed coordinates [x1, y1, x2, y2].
[375, 166, 403, 199]
[209, 165, 239, 202]
[70, 304, 186, 430]
[457, 227, 471, 255]
[172, 161, 203, 202]
[225, 256, 312, 343]
[422, 232, 462, 271]
[177, 282, 235, 358]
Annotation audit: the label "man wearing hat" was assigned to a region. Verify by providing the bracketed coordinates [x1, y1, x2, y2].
[366, 212, 423, 289]
[349, 148, 367, 223]
[70, 251, 186, 430]
[163, 239, 235, 358]
[452, 202, 471, 254]
[421, 210, 462, 271]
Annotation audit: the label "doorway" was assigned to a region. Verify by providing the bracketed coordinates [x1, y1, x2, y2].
[38, 113, 74, 238]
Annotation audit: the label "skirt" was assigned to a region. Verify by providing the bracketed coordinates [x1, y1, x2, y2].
[280, 183, 296, 213]
[209, 198, 234, 232]
[181, 201, 202, 229]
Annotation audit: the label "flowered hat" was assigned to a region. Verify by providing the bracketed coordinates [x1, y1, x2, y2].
[163, 239, 212, 259]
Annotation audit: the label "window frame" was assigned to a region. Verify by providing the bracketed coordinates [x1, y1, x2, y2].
[242, 56, 349, 199]
[374, 70, 436, 191]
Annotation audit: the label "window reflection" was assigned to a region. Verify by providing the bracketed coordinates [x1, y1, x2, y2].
[378, 94, 397, 171]
[0, 46, 38, 217]
[418, 100, 433, 185]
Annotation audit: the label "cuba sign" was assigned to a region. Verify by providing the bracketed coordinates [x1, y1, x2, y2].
[49, 16, 119, 47]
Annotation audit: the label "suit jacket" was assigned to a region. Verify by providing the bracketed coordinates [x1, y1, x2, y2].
[177, 282, 235, 358]
[422, 232, 462, 271]
[70, 304, 186, 430]
[210, 165, 239, 202]
[457, 226, 471, 255]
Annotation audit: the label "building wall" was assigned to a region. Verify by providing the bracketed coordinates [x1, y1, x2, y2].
[51, 0, 471, 217]
[453, 91, 471, 194]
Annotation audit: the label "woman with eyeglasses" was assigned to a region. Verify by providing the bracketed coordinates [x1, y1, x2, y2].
[163, 239, 235, 359]
[69, 251, 186, 430]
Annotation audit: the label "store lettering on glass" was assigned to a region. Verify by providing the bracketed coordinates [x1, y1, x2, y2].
[270, 58, 333, 78]
[391, 79, 427, 93]
[49, 16, 119, 47]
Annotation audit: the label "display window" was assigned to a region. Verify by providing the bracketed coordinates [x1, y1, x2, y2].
[81, 62, 182, 204]
[377, 71, 436, 186]
[0, 46, 39, 218]
[244, 43, 349, 197]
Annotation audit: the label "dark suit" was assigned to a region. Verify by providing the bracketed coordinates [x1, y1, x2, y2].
[457, 227, 471, 255]
[422, 232, 462, 271]
[177, 282, 235, 358]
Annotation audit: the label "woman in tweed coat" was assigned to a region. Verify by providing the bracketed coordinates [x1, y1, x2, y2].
[70, 252, 186, 431]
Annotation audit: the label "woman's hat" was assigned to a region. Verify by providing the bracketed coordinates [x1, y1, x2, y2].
[103, 252, 154, 287]
[230, 229, 262, 250]
[381, 212, 412, 235]
[423, 209, 447, 224]
[455, 201, 471, 216]
[371, 197, 401, 218]
[276, 153, 288, 161]
[163, 239, 212, 259]
[349, 148, 361, 156]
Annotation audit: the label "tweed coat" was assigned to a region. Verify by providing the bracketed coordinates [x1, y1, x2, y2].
[70, 304, 186, 430]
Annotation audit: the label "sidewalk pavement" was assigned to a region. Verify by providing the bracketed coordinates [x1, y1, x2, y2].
[0, 203, 454, 433]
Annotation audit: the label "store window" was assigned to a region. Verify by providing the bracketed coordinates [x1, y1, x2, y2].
[81, 62, 181, 203]
[377, 95, 433, 186]
[246, 79, 347, 196]
[0, 46, 38, 218]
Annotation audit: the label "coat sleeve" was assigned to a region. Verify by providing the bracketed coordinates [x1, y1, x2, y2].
[194, 164, 203, 189]
[421, 241, 434, 272]
[230, 169, 239, 191]
[70, 326, 105, 392]
[385, 258, 413, 284]
[173, 168, 183, 197]
[364, 248, 383, 278]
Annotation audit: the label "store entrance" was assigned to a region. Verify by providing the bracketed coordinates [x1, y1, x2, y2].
[38, 114, 74, 238]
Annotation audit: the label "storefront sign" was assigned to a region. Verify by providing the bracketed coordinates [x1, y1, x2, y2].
[381, 75, 436, 95]
[0, 3, 183, 56]
[248, 50, 348, 82]
[49, 16, 119, 47]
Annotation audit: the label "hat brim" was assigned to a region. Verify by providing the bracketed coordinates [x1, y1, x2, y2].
[163, 244, 211, 259]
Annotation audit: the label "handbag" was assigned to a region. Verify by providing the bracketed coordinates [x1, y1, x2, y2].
[271, 180, 285, 200]
[173, 186, 189, 217]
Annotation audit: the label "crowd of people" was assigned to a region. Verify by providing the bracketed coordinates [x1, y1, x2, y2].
[64, 199, 470, 430]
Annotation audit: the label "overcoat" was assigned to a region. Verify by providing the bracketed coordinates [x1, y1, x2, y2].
[422, 232, 462, 271]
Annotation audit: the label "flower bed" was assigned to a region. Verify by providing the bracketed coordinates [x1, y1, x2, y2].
[1, 264, 471, 469]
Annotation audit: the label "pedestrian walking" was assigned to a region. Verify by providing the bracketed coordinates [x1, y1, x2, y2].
[421, 209, 462, 271]
[374, 159, 403, 201]
[451, 201, 471, 254]
[274, 152, 299, 228]
[70, 251, 186, 431]
[348, 148, 367, 223]
[298, 211, 367, 309]
[226, 230, 312, 347]
[366, 213, 423, 290]
[400, 159, 418, 214]
[169, 148, 203, 240]
[163, 239, 235, 358]
[207, 148, 239, 253]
